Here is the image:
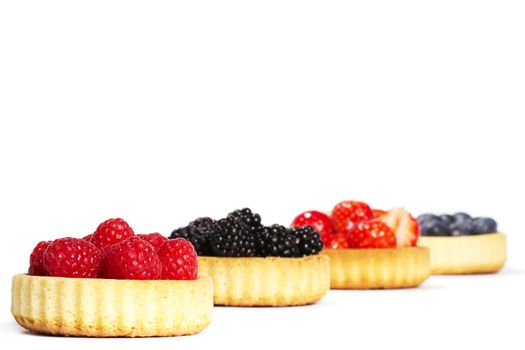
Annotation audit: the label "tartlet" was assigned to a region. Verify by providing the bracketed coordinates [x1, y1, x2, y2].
[322, 247, 430, 289]
[11, 273, 213, 337]
[199, 254, 330, 306]
[418, 233, 506, 274]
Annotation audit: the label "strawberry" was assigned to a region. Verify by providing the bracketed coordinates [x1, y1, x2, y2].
[331, 200, 374, 233]
[377, 208, 420, 247]
[372, 209, 386, 218]
[325, 233, 349, 249]
[291, 210, 335, 243]
[345, 219, 396, 249]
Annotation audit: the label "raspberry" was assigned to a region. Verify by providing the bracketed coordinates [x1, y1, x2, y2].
[28, 240, 52, 276]
[102, 236, 161, 280]
[158, 238, 198, 280]
[346, 219, 396, 249]
[137, 233, 167, 250]
[82, 233, 93, 242]
[92, 218, 134, 252]
[43, 238, 102, 278]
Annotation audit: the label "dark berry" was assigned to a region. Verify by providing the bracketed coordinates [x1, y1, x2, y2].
[294, 226, 324, 256]
[417, 213, 438, 223]
[259, 224, 301, 257]
[471, 217, 498, 235]
[227, 208, 262, 234]
[169, 217, 216, 255]
[453, 212, 472, 222]
[209, 217, 257, 257]
[420, 218, 451, 236]
[450, 219, 473, 236]
[439, 214, 455, 225]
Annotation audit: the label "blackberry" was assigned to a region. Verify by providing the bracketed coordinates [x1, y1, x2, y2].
[209, 217, 257, 257]
[259, 224, 301, 257]
[259, 224, 323, 257]
[169, 217, 216, 255]
[292, 226, 324, 256]
[227, 208, 262, 235]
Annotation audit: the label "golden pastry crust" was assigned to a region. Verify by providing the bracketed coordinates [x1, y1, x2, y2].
[11, 274, 213, 337]
[322, 247, 430, 289]
[418, 233, 506, 274]
[198, 255, 330, 306]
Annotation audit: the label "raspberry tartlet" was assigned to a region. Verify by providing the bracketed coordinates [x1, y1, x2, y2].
[416, 212, 506, 274]
[292, 201, 430, 289]
[12, 219, 213, 337]
[169, 208, 330, 306]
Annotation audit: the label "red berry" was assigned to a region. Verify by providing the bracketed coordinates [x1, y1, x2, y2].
[346, 219, 396, 249]
[158, 238, 198, 280]
[291, 211, 335, 243]
[326, 234, 349, 249]
[331, 200, 374, 233]
[92, 218, 134, 252]
[137, 233, 168, 250]
[372, 209, 386, 218]
[28, 240, 52, 276]
[378, 208, 420, 247]
[102, 236, 161, 280]
[43, 238, 102, 278]
[82, 233, 94, 242]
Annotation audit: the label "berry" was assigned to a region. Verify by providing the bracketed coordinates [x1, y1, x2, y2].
[372, 209, 386, 218]
[170, 217, 216, 255]
[43, 238, 102, 278]
[471, 217, 498, 235]
[439, 214, 455, 225]
[209, 217, 257, 257]
[259, 224, 301, 257]
[326, 233, 349, 249]
[102, 236, 161, 280]
[293, 226, 324, 256]
[28, 241, 52, 276]
[82, 233, 94, 242]
[419, 218, 451, 236]
[137, 233, 167, 250]
[158, 238, 198, 280]
[378, 208, 420, 247]
[331, 200, 374, 233]
[450, 219, 473, 236]
[92, 218, 135, 252]
[346, 220, 396, 249]
[453, 212, 472, 223]
[227, 208, 262, 234]
[291, 210, 335, 243]
[417, 213, 438, 223]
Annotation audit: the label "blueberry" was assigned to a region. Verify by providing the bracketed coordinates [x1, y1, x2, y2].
[420, 218, 451, 236]
[417, 213, 438, 223]
[439, 214, 455, 225]
[450, 219, 473, 236]
[453, 212, 472, 222]
[471, 217, 498, 235]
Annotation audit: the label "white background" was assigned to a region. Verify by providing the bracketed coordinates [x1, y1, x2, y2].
[1, 1, 524, 349]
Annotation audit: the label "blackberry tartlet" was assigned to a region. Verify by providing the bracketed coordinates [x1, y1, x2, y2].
[292, 202, 431, 289]
[169, 208, 330, 307]
[416, 213, 506, 274]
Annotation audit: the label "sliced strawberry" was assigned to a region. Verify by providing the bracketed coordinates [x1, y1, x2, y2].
[372, 209, 386, 218]
[378, 208, 420, 247]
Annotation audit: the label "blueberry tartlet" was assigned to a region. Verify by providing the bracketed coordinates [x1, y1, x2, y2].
[12, 219, 213, 337]
[292, 201, 430, 290]
[169, 209, 330, 306]
[417, 213, 506, 274]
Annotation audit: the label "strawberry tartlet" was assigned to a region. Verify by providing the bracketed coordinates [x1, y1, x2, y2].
[12, 218, 213, 337]
[292, 201, 430, 289]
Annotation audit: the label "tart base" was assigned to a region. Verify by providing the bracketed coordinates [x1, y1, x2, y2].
[418, 233, 506, 274]
[322, 247, 430, 289]
[11, 274, 213, 337]
[198, 255, 330, 307]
